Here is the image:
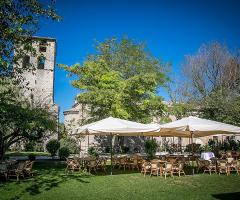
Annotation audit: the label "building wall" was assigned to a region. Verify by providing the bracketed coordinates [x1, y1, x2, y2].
[13, 37, 59, 150]
[18, 38, 56, 108]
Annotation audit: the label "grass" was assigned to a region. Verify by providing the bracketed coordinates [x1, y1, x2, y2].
[5, 151, 50, 157]
[1, 162, 240, 200]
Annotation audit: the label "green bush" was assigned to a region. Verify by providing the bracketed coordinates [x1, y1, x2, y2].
[105, 146, 110, 153]
[24, 141, 35, 151]
[88, 147, 99, 158]
[59, 147, 70, 160]
[46, 139, 60, 158]
[122, 146, 129, 153]
[185, 143, 202, 154]
[59, 138, 78, 154]
[144, 139, 158, 158]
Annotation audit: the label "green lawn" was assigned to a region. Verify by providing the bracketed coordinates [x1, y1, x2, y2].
[1, 162, 240, 200]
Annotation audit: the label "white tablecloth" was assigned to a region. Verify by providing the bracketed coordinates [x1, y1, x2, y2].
[201, 152, 215, 160]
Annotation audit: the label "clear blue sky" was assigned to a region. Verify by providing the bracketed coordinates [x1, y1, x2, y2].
[37, 0, 240, 122]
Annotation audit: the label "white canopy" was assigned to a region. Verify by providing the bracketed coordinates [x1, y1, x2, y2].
[159, 116, 240, 137]
[74, 117, 160, 136]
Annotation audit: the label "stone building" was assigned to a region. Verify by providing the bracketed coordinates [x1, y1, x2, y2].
[14, 36, 59, 149]
[15, 36, 59, 116]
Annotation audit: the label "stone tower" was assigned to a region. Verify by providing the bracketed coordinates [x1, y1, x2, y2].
[15, 36, 59, 118]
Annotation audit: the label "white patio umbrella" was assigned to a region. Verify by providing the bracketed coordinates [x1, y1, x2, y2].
[158, 116, 240, 154]
[159, 116, 240, 137]
[73, 117, 160, 174]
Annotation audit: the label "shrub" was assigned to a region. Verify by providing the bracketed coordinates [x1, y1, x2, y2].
[59, 147, 70, 160]
[24, 141, 35, 151]
[46, 139, 60, 158]
[88, 147, 99, 158]
[144, 139, 158, 159]
[105, 146, 110, 153]
[185, 143, 202, 154]
[122, 146, 129, 154]
[59, 138, 78, 154]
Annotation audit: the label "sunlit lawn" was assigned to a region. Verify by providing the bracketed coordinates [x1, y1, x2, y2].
[1, 162, 240, 200]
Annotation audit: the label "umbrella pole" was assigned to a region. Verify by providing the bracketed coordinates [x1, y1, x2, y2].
[190, 131, 195, 175]
[110, 133, 113, 175]
[191, 131, 194, 155]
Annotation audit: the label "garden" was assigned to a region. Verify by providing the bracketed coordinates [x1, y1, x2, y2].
[1, 161, 240, 200]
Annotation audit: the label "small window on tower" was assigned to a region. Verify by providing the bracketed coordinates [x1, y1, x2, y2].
[37, 56, 45, 69]
[22, 55, 30, 68]
[39, 40, 47, 52]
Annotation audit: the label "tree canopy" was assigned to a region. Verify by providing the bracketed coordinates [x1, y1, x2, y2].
[0, 78, 57, 160]
[170, 42, 240, 125]
[61, 38, 169, 123]
[0, 0, 60, 76]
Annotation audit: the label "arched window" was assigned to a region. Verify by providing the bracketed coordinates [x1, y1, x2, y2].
[38, 56, 45, 69]
[22, 55, 30, 68]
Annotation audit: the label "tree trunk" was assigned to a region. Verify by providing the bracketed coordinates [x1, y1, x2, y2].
[0, 136, 5, 160]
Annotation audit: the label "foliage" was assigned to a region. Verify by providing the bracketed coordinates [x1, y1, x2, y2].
[208, 139, 240, 152]
[105, 146, 111, 153]
[185, 143, 202, 154]
[168, 103, 196, 119]
[0, 0, 60, 76]
[121, 146, 130, 154]
[165, 143, 180, 154]
[175, 42, 240, 125]
[61, 37, 169, 123]
[0, 78, 57, 160]
[144, 139, 158, 158]
[88, 147, 99, 158]
[59, 138, 78, 154]
[59, 147, 70, 160]
[46, 139, 60, 158]
[24, 140, 36, 151]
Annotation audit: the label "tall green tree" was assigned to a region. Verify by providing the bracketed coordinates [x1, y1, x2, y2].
[0, 0, 60, 76]
[0, 79, 57, 160]
[61, 38, 169, 123]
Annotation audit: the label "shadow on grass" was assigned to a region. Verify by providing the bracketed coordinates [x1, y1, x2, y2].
[212, 192, 240, 200]
[4, 162, 91, 199]
[21, 163, 141, 196]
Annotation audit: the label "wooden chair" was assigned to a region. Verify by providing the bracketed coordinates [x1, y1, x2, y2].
[218, 160, 229, 176]
[229, 160, 240, 175]
[167, 157, 177, 164]
[226, 151, 232, 159]
[96, 158, 107, 173]
[162, 162, 173, 179]
[150, 161, 160, 177]
[196, 158, 206, 173]
[202, 160, 217, 175]
[173, 162, 185, 177]
[24, 161, 34, 177]
[87, 160, 97, 173]
[65, 159, 81, 172]
[119, 157, 127, 171]
[8, 162, 26, 181]
[113, 156, 120, 169]
[128, 158, 139, 171]
[141, 161, 151, 177]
